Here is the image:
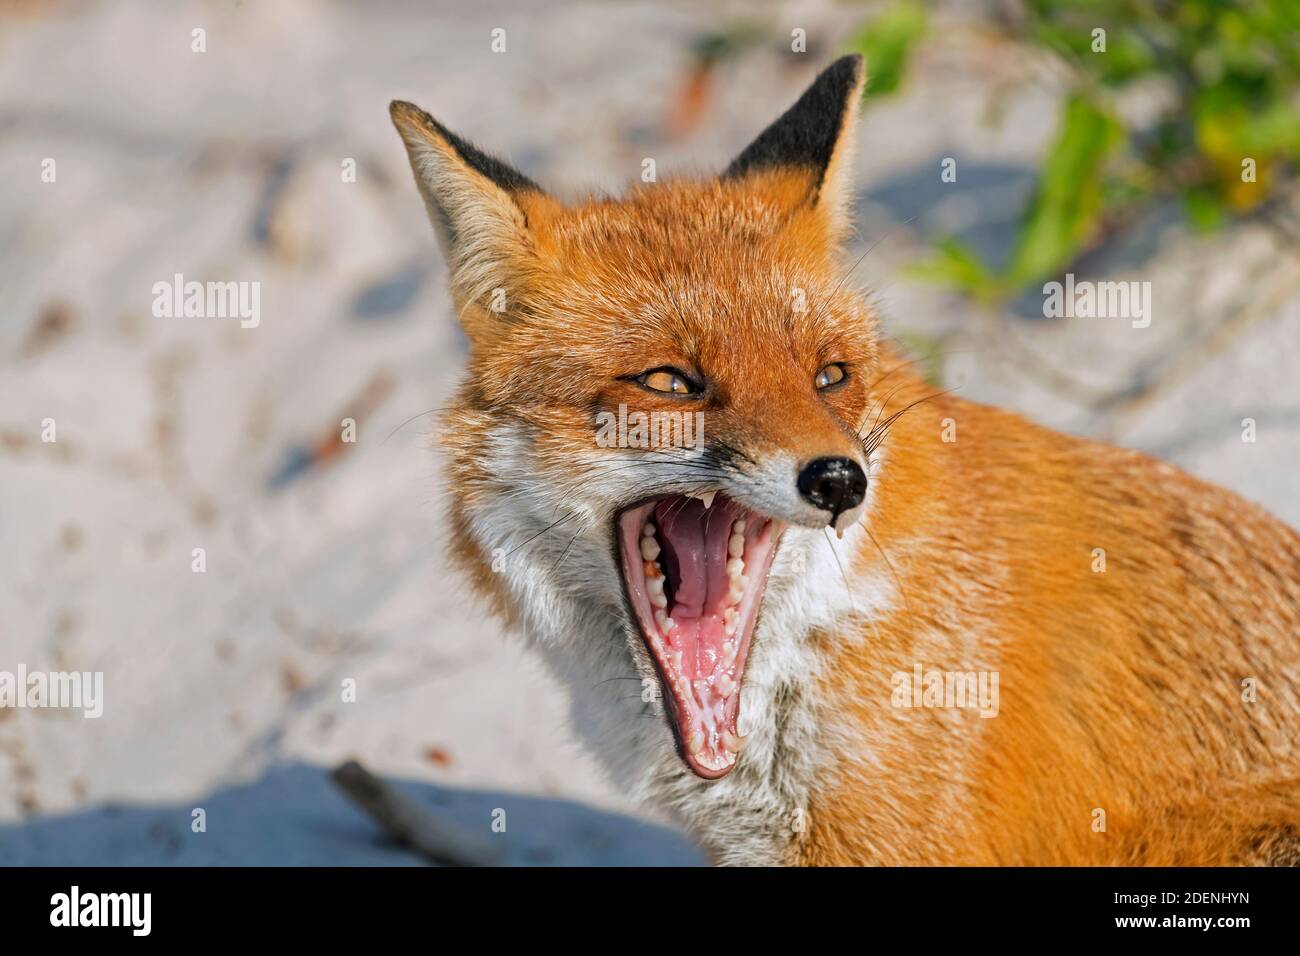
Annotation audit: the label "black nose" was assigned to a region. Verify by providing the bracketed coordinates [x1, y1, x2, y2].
[797, 457, 867, 519]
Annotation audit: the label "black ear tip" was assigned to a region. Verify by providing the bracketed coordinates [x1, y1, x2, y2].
[723, 55, 867, 181]
[831, 53, 866, 83]
[390, 98, 543, 196]
[390, 100, 435, 133]
[819, 54, 866, 96]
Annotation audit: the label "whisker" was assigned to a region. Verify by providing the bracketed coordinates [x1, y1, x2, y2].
[381, 405, 452, 446]
[823, 527, 859, 616]
[549, 527, 583, 574]
[860, 519, 911, 616]
[505, 511, 578, 556]
[590, 677, 646, 689]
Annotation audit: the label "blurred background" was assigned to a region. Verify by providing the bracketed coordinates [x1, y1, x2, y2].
[1, 0, 1297, 864]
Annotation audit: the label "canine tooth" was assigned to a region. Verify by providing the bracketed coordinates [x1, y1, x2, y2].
[728, 534, 745, 558]
[721, 730, 745, 753]
[717, 675, 736, 698]
[689, 730, 706, 755]
[685, 490, 718, 509]
[640, 536, 660, 561]
[732, 519, 746, 533]
[726, 557, 744, 576]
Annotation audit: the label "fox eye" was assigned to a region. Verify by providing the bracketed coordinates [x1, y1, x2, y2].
[815, 363, 847, 389]
[637, 368, 696, 395]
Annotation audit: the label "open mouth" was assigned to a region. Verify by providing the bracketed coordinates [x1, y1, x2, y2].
[616, 492, 782, 779]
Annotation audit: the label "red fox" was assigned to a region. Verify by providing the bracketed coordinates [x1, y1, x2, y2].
[390, 55, 1300, 865]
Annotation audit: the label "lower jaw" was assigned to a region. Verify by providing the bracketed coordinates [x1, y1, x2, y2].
[616, 494, 781, 780]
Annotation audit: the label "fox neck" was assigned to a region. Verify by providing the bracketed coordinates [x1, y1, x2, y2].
[447, 420, 892, 865]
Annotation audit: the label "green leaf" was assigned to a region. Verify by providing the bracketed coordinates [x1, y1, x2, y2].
[906, 237, 1002, 303]
[849, 1, 927, 98]
[1005, 95, 1121, 286]
[1183, 187, 1226, 231]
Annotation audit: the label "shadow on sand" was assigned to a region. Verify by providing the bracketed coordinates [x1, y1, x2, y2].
[0, 762, 705, 866]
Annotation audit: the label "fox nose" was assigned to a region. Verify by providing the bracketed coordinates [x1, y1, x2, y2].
[797, 457, 867, 519]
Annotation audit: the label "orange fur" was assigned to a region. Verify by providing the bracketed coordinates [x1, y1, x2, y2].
[801, 360, 1300, 864]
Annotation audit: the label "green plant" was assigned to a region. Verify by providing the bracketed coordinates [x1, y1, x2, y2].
[854, 0, 1300, 301]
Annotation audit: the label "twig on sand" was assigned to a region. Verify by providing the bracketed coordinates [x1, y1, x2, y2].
[330, 760, 504, 866]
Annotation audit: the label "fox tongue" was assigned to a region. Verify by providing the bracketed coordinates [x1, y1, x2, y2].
[654, 499, 731, 620]
[647, 497, 747, 776]
[619, 492, 779, 778]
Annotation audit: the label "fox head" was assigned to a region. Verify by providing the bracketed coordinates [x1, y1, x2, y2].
[391, 56, 883, 795]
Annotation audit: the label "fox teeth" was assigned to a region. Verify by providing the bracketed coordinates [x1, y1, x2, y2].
[726, 552, 746, 609]
[732, 519, 746, 534]
[728, 534, 745, 559]
[689, 730, 706, 755]
[655, 609, 674, 633]
[721, 730, 745, 753]
[640, 536, 660, 561]
[722, 639, 737, 663]
[684, 490, 717, 509]
[717, 674, 736, 698]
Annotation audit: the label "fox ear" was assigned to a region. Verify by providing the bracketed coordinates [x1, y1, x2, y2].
[723, 55, 866, 241]
[390, 100, 543, 303]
